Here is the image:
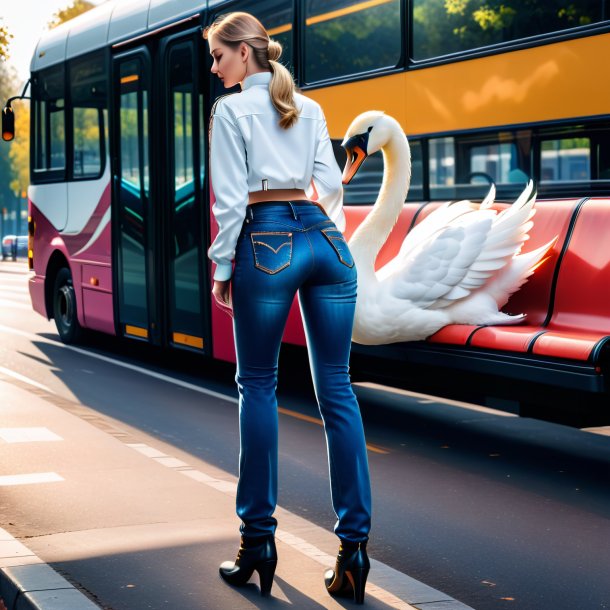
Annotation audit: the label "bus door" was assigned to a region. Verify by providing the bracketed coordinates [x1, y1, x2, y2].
[159, 32, 211, 354]
[112, 48, 156, 343]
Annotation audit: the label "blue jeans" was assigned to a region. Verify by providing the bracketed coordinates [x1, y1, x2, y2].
[231, 200, 372, 543]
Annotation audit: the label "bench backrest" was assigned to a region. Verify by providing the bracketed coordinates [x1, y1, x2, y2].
[409, 199, 578, 325]
[343, 203, 422, 271]
[499, 200, 578, 325]
[344, 197, 609, 335]
[548, 198, 610, 333]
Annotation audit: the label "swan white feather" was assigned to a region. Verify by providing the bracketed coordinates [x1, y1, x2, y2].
[340, 111, 557, 344]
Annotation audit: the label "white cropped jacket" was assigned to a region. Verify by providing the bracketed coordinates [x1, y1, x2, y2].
[208, 71, 345, 281]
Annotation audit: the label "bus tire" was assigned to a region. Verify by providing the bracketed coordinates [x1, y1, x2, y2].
[53, 267, 83, 344]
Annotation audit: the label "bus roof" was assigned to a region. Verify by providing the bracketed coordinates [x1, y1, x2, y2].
[30, 0, 225, 73]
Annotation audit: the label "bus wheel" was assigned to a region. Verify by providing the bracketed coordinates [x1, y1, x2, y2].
[53, 267, 83, 344]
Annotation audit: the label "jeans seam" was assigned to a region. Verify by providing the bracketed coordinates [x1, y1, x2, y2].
[246, 219, 305, 231]
[304, 219, 334, 232]
[303, 230, 316, 278]
[321, 228, 355, 268]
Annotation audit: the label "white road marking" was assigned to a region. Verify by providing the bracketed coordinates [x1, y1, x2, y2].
[179, 469, 218, 483]
[0, 472, 64, 486]
[0, 323, 238, 404]
[126, 443, 168, 458]
[153, 456, 189, 468]
[0, 327, 473, 609]
[133, 453, 468, 608]
[126, 444, 202, 469]
[0, 287, 29, 296]
[0, 298, 30, 310]
[0, 365, 53, 393]
[0, 427, 63, 443]
[0, 277, 29, 285]
[581, 426, 610, 437]
[0, 325, 39, 339]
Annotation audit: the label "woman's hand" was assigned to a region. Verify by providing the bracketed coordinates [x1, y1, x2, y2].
[212, 279, 233, 318]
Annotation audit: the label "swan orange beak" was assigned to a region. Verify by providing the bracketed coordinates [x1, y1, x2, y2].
[342, 145, 367, 185]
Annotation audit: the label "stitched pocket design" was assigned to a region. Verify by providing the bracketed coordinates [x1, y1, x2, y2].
[250, 231, 293, 274]
[321, 228, 354, 267]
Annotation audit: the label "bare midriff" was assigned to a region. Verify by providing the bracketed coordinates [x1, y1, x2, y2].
[248, 188, 309, 204]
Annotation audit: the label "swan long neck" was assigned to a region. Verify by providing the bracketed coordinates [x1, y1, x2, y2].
[348, 127, 411, 281]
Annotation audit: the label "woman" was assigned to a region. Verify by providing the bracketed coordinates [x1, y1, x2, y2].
[204, 12, 372, 604]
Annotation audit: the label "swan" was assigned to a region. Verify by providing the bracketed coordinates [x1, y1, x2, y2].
[340, 111, 557, 345]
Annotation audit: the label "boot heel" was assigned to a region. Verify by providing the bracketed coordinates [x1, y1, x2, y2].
[257, 558, 277, 596]
[346, 566, 369, 604]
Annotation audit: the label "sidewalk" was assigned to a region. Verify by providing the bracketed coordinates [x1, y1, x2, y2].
[0, 374, 471, 609]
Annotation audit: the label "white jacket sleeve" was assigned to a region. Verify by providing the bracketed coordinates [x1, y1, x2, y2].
[208, 102, 248, 281]
[307, 110, 346, 232]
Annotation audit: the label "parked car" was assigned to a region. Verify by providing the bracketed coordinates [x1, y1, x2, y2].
[1, 235, 28, 261]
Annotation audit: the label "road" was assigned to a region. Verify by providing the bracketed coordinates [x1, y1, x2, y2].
[1, 260, 609, 610]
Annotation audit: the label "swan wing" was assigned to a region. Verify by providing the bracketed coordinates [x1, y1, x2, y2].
[432, 180, 537, 308]
[376, 185, 496, 282]
[382, 214, 494, 308]
[381, 181, 537, 310]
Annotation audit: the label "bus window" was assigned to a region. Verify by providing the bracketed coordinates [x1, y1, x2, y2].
[304, 0, 401, 83]
[70, 51, 106, 179]
[470, 142, 519, 184]
[119, 63, 148, 196]
[32, 65, 65, 178]
[598, 132, 610, 180]
[541, 137, 591, 183]
[117, 56, 150, 329]
[409, 140, 424, 200]
[429, 132, 530, 200]
[222, 0, 294, 74]
[429, 136, 455, 199]
[412, 0, 609, 61]
[168, 42, 202, 332]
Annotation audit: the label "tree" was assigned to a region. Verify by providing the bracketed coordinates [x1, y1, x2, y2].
[0, 19, 13, 61]
[412, 0, 604, 59]
[0, 61, 19, 215]
[1, 1, 98, 236]
[9, 100, 30, 196]
[48, 0, 95, 29]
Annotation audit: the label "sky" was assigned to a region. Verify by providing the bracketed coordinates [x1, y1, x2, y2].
[1, 0, 107, 85]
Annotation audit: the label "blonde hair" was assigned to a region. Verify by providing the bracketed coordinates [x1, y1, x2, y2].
[203, 12, 299, 130]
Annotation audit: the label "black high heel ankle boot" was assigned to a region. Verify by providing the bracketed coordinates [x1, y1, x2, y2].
[219, 534, 277, 596]
[324, 539, 370, 604]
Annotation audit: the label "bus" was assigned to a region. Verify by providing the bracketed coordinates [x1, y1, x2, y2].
[3, 0, 610, 410]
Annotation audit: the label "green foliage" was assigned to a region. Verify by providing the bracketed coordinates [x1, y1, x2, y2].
[48, 0, 95, 29]
[0, 61, 20, 209]
[541, 137, 589, 151]
[305, 0, 401, 81]
[413, 0, 606, 59]
[0, 19, 13, 62]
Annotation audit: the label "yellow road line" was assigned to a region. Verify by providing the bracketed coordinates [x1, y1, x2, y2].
[278, 406, 389, 454]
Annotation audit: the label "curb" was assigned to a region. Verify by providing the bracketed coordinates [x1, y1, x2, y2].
[0, 528, 100, 610]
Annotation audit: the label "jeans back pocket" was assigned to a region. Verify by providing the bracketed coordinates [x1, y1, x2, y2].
[250, 231, 293, 274]
[321, 228, 355, 267]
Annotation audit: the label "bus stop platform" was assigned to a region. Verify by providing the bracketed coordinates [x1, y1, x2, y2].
[0, 375, 472, 610]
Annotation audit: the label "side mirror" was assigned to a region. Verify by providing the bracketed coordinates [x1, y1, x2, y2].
[2, 105, 15, 142]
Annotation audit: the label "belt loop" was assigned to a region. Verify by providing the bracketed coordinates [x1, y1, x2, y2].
[246, 205, 254, 221]
[288, 201, 298, 219]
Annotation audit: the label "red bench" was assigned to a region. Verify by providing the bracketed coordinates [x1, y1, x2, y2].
[349, 197, 610, 393]
[429, 199, 581, 350]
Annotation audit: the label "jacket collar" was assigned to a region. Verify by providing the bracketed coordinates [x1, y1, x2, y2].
[241, 71, 272, 91]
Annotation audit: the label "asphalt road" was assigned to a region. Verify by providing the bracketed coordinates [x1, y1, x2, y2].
[1, 260, 609, 610]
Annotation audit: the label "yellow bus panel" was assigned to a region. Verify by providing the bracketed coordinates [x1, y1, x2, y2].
[307, 33, 610, 136]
